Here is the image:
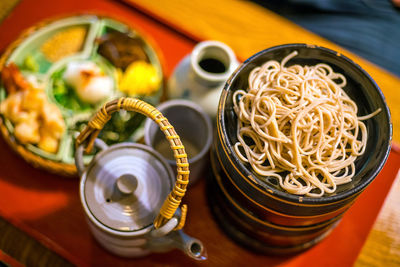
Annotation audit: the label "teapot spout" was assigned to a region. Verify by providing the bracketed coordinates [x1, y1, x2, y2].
[170, 230, 207, 261]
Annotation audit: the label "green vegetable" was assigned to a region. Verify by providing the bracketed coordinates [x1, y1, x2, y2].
[23, 55, 39, 72]
[51, 68, 93, 112]
[53, 78, 67, 95]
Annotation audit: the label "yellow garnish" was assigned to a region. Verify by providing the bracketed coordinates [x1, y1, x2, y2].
[118, 61, 160, 96]
[114, 68, 123, 85]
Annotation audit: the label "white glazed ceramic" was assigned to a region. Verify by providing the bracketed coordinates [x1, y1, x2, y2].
[168, 40, 239, 118]
[75, 140, 205, 259]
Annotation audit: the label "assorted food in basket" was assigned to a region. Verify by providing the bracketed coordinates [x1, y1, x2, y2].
[0, 15, 162, 175]
[0, 15, 392, 259]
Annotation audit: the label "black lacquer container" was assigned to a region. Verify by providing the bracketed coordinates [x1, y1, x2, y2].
[209, 44, 392, 254]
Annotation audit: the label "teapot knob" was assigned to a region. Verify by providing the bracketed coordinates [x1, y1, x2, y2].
[116, 174, 138, 195]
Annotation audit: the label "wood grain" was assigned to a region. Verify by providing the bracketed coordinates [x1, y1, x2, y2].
[0, 216, 72, 266]
[355, 170, 400, 266]
[0, 0, 19, 23]
[127, 1, 400, 265]
[128, 0, 400, 145]
[0, 0, 399, 266]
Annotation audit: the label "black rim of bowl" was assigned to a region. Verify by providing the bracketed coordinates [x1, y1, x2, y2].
[218, 43, 392, 205]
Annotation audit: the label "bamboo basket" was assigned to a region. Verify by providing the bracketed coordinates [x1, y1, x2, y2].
[0, 16, 78, 176]
[0, 14, 165, 177]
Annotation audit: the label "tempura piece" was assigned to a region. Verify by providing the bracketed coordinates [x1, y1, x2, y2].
[41, 103, 66, 139]
[0, 93, 23, 122]
[38, 130, 59, 154]
[14, 118, 40, 144]
[21, 88, 46, 111]
[1, 63, 66, 153]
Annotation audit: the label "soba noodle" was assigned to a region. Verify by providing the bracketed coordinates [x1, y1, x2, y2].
[233, 51, 380, 197]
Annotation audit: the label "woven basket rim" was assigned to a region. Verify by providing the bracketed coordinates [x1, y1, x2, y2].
[0, 13, 165, 177]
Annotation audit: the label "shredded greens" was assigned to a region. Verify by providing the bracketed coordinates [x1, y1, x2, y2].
[51, 68, 93, 111]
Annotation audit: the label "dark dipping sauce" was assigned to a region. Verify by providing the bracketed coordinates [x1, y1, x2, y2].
[199, 58, 226, 74]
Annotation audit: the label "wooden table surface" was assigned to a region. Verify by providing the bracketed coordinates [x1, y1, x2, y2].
[0, 0, 399, 266]
[128, 0, 400, 145]
[125, 3, 400, 265]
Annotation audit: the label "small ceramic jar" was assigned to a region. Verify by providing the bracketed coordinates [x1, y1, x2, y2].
[168, 40, 239, 118]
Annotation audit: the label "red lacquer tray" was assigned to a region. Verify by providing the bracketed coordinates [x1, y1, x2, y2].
[0, 0, 399, 266]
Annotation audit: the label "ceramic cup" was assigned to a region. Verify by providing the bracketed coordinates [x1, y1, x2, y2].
[144, 100, 212, 185]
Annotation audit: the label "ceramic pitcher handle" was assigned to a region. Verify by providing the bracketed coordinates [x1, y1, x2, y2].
[75, 97, 189, 230]
[74, 138, 108, 177]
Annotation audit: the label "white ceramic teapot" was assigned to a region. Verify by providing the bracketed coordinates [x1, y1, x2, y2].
[75, 97, 205, 260]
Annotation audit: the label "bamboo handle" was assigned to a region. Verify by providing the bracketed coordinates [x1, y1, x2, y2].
[76, 97, 189, 230]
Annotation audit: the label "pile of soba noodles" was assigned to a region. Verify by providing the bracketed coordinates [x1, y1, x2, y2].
[233, 51, 380, 197]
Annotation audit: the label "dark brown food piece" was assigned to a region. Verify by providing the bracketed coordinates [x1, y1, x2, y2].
[97, 30, 149, 70]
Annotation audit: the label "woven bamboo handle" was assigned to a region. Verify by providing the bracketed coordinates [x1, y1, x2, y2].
[76, 97, 189, 230]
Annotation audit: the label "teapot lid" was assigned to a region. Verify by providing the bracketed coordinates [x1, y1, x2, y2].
[81, 143, 174, 232]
